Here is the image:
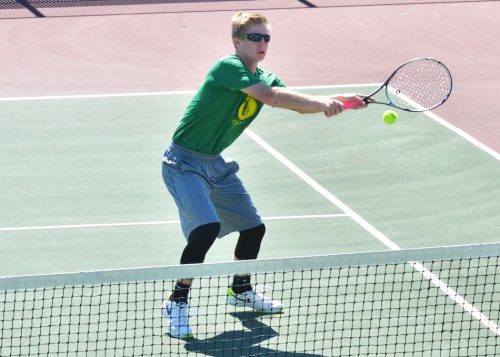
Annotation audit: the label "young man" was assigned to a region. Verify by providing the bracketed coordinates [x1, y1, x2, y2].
[161, 11, 367, 339]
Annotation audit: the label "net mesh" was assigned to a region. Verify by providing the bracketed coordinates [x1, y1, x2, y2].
[1, 244, 499, 356]
[386, 58, 453, 111]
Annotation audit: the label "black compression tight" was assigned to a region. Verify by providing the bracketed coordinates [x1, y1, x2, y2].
[172, 223, 265, 299]
[180, 222, 220, 265]
[170, 223, 220, 302]
[231, 224, 266, 294]
[234, 223, 266, 261]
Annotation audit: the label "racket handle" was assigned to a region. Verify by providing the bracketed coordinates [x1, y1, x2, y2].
[344, 102, 358, 110]
[343, 98, 369, 110]
[343, 101, 358, 110]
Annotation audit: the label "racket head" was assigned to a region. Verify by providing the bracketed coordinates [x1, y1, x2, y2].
[384, 57, 453, 112]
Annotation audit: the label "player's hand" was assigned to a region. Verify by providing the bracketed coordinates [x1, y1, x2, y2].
[335, 93, 369, 110]
[322, 98, 344, 117]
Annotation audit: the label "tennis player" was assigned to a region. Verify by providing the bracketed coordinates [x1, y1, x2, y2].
[161, 11, 367, 339]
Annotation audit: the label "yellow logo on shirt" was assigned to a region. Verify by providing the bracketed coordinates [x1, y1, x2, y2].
[237, 97, 257, 121]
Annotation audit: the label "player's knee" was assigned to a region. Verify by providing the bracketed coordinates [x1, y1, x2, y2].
[234, 223, 266, 260]
[180, 222, 220, 264]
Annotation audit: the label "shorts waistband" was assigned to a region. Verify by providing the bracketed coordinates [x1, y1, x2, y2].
[168, 143, 220, 161]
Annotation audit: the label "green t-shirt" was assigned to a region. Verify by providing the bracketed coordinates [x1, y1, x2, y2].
[172, 55, 285, 155]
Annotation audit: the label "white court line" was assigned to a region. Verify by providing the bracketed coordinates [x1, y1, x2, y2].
[245, 128, 500, 336]
[0, 214, 347, 232]
[411, 261, 500, 336]
[0, 84, 379, 102]
[244, 129, 401, 251]
[0, 85, 496, 160]
[424, 110, 500, 160]
[0, 90, 197, 102]
[391, 88, 500, 161]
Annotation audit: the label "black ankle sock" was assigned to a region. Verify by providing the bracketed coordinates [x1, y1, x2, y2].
[231, 275, 252, 294]
[169, 281, 190, 303]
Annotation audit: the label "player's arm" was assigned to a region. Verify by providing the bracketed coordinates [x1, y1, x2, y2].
[241, 82, 337, 116]
[241, 82, 366, 117]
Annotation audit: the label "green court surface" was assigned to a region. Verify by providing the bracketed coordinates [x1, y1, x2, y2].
[0, 86, 499, 276]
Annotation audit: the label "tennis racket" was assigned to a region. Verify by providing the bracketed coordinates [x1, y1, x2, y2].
[344, 57, 453, 112]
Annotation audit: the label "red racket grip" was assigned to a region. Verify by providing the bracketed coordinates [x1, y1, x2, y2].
[343, 99, 368, 110]
[343, 101, 358, 110]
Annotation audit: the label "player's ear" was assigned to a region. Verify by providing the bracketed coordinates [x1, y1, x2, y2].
[232, 36, 241, 48]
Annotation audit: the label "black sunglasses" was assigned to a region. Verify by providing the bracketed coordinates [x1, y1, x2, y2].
[242, 33, 271, 43]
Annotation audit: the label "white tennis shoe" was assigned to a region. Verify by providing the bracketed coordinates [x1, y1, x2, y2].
[161, 300, 193, 339]
[226, 287, 283, 314]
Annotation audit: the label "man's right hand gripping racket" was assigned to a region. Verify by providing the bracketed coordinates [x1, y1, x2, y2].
[344, 57, 453, 112]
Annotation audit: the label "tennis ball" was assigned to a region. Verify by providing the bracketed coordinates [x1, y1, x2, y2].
[383, 110, 398, 124]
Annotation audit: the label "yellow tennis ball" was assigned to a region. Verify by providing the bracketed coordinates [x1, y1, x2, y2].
[383, 110, 398, 124]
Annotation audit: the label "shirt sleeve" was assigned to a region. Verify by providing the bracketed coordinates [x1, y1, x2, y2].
[272, 76, 286, 88]
[209, 56, 262, 90]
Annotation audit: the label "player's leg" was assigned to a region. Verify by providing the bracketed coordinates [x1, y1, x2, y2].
[226, 224, 282, 314]
[208, 158, 282, 314]
[161, 146, 221, 338]
[161, 222, 220, 339]
[170, 222, 221, 303]
[231, 223, 266, 294]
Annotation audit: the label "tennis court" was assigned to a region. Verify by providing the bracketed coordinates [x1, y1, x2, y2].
[1, 86, 499, 355]
[1, 0, 499, 356]
[0, 85, 498, 275]
[1, 82, 500, 276]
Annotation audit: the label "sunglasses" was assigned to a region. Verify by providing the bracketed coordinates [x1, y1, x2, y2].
[241, 33, 271, 43]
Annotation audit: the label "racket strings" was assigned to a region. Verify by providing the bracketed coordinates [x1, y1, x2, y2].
[387, 58, 452, 111]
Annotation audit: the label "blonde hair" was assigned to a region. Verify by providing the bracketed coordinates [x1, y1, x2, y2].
[231, 11, 269, 39]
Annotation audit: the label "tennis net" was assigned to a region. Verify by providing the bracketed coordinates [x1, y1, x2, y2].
[1, 243, 499, 356]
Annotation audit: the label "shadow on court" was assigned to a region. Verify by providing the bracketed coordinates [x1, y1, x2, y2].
[184, 311, 324, 356]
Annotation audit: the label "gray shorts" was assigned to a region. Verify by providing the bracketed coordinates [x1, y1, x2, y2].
[162, 143, 263, 239]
